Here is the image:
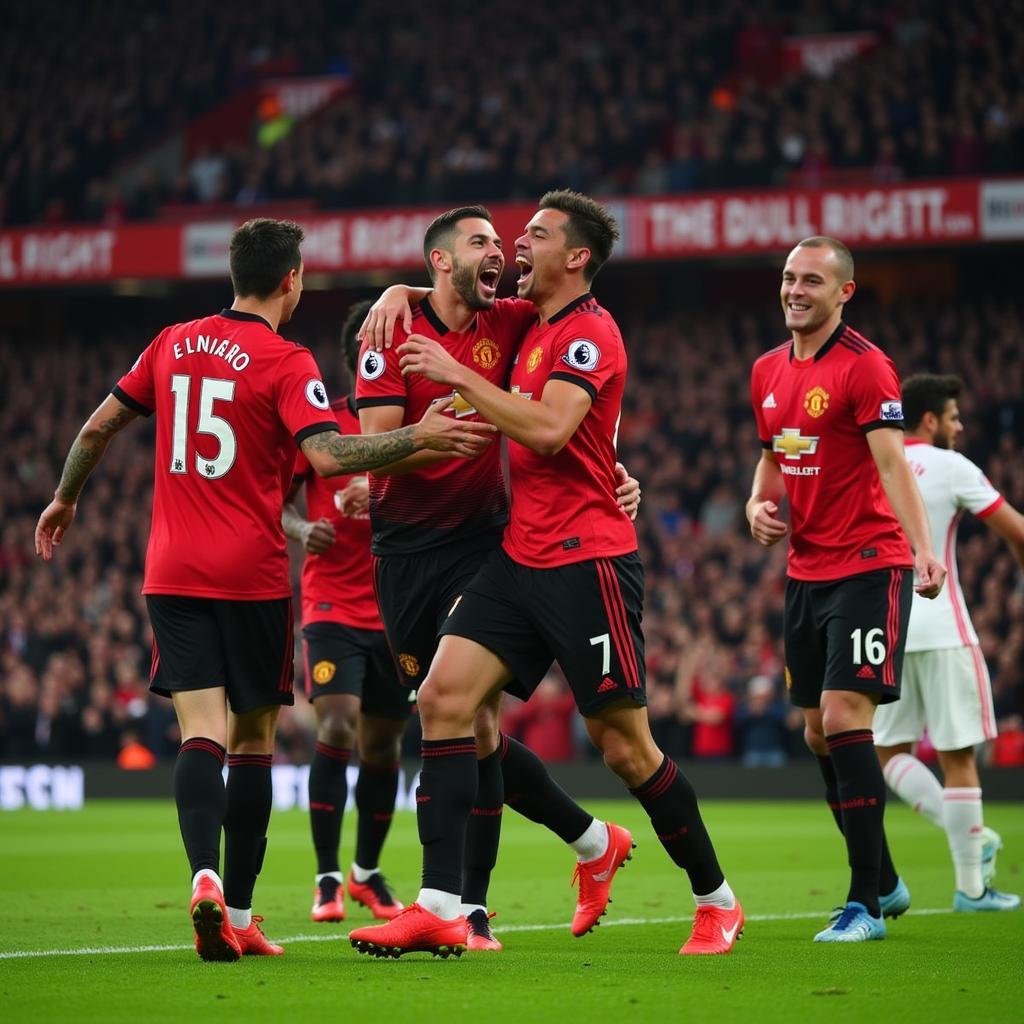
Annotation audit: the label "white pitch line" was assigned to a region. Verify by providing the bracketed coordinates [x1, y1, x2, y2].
[0, 907, 957, 961]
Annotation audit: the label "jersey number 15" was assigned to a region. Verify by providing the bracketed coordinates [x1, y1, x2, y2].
[169, 374, 237, 480]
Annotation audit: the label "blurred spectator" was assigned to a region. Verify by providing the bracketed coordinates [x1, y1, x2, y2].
[734, 675, 791, 768]
[502, 671, 578, 763]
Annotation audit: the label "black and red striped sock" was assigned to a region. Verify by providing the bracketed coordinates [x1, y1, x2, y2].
[630, 755, 724, 895]
[462, 748, 503, 907]
[500, 733, 594, 843]
[309, 742, 351, 874]
[816, 753, 900, 895]
[174, 737, 226, 876]
[826, 729, 886, 916]
[354, 758, 399, 870]
[418, 737, 478, 897]
[224, 752, 273, 912]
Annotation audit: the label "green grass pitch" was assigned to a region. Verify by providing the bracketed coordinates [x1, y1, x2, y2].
[2, 798, 1021, 1023]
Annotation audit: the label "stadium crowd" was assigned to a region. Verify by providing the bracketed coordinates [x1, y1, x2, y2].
[2, 295, 1021, 765]
[3, 0, 1023, 226]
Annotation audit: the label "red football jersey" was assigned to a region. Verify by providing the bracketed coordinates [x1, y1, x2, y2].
[294, 396, 382, 631]
[115, 309, 338, 599]
[503, 293, 638, 568]
[750, 321, 912, 581]
[355, 296, 535, 556]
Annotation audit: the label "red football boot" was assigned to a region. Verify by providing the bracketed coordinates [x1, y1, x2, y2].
[347, 871, 404, 920]
[311, 876, 346, 922]
[679, 900, 744, 955]
[571, 822, 635, 937]
[466, 910, 503, 951]
[349, 902, 468, 959]
[190, 875, 241, 962]
[232, 915, 284, 956]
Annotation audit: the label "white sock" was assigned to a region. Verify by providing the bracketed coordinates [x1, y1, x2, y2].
[227, 906, 251, 929]
[417, 887, 461, 920]
[694, 879, 736, 911]
[349, 863, 377, 884]
[316, 871, 343, 885]
[883, 753, 943, 827]
[192, 868, 221, 893]
[461, 903, 486, 918]
[570, 818, 608, 862]
[943, 787, 985, 898]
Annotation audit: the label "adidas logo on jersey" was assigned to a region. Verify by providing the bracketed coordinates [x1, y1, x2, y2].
[597, 677, 618, 693]
[855, 664, 876, 680]
[762, 392, 777, 408]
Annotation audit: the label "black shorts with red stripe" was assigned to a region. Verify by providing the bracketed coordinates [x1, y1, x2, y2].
[146, 594, 295, 713]
[438, 547, 646, 716]
[783, 567, 913, 708]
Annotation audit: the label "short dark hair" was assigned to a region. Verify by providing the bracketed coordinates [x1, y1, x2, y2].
[539, 189, 620, 282]
[340, 299, 374, 376]
[229, 218, 304, 299]
[422, 205, 493, 282]
[794, 236, 855, 282]
[901, 373, 962, 430]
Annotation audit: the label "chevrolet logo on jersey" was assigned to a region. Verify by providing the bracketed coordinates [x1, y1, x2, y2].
[773, 428, 820, 459]
[445, 390, 477, 417]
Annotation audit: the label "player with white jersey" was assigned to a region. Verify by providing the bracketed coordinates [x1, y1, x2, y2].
[874, 373, 1023, 912]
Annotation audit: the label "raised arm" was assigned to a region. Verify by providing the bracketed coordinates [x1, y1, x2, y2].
[360, 284, 433, 351]
[867, 427, 946, 597]
[35, 394, 139, 559]
[359, 403, 467, 477]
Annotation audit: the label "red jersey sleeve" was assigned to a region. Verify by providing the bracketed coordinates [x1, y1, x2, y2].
[490, 297, 537, 343]
[273, 346, 340, 445]
[293, 448, 311, 482]
[113, 331, 163, 415]
[848, 349, 904, 432]
[548, 316, 621, 403]
[750, 360, 770, 446]
[355, 332, 407, 408]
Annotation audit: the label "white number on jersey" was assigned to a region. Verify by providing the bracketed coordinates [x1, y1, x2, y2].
[169, 374, 237, 480]
[850, 627, 886, 666]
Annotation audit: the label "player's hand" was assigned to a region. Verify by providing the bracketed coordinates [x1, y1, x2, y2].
[397, 335, 463, 386]
[334, 477, 369, 518]
[913, 552, 946, 599]
[301, 517, 336, 555]
[413, 397, 497, 457]
[359, 287, 415, 351]
[748, 500, 787, 546]
[614, 462, 641, 521]
[35, 498, 77, 560]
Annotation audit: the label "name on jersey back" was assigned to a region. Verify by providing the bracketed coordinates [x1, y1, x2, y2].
[172, 334, 251, 371]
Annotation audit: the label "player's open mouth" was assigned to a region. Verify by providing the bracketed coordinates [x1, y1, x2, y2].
[478, 265, 500, 298]
[787, 303, 810, 312]
[515, 254, 533, 286]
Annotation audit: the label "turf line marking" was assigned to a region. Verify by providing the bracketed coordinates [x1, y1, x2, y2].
[0, 907, 957, 960]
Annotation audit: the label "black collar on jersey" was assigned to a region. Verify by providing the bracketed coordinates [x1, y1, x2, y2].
[220, 308, 273, 331]
[419, 296, 451, 336]
[547, 292, 593, 325]
[790, 319, 845, 363]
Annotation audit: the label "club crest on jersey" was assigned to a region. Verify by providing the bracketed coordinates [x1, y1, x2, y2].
[527, 345, 544, 373]
[772, 428, 819, 459]
[803, 386, 830, 418]
[472, 338, 500, 369]
[563, 339, 600, 372]
[880, 399, 903, 421]
[398, 653, 420, 677]
[312, 660, 336, 685]
[305, 378, 330, 410]
[359, 349, 386, 381]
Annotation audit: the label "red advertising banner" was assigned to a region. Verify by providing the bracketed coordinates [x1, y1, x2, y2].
[0, 179, 1018, 287]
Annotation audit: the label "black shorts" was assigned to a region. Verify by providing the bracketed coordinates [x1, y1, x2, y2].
[147, 595, 295, 714]
[372, 535, 497, 689]
[439, 548, 646, 717]
[784, 568, 913, 708]
[302, 621, 414, 720]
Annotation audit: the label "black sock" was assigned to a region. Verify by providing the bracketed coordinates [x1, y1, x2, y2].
[418, 737, 478, 898]
[826, 730, 887, 916]
[630, 755, 724, 896]
[223, 753, 274, 912]
[462, 748, 503, 907]
[174, 737, 226, 877]
[817, 753, 899, 894]
[500, 734, 594, 843]
[354, 758, 399, 869]
[309, 742, 351, 874]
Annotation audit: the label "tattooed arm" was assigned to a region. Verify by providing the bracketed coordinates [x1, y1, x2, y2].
[300, 397, 496, 478]
[35, 394, 139, 559]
